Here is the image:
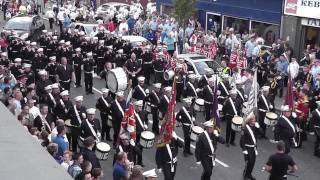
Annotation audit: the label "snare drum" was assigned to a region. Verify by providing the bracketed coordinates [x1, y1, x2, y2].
[96, 142, 111, 160]
[65, 119, 72, 134]
[140, 131, 155, 148]
[264, 112, 278, 126]
[232, 116, 243, 132]
[191, 126, 204, 141]
[194, 99, 205, 112]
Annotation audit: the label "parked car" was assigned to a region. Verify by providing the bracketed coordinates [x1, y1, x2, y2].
[96, 2, 130, 18]
[121, 35, 152, 47]
[72, 23, 107, 35]
[4, 15, 45, 40]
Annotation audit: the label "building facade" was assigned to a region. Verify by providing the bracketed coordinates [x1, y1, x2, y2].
[156, 0, 283, 46]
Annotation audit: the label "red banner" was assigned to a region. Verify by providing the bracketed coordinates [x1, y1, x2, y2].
[117, 101, 136, 144]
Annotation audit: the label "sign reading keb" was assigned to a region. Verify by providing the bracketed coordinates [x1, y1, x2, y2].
[284, 0, 320, 19]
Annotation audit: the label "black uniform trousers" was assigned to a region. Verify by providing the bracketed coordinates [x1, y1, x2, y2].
[112, 121, 121, 147]
[176, 82, 183, 102]
[154, 71, 163, 84]
[136, 133, 143, 165]
[204, 102, 212, 121]
[282, 138, 292, 154]
[71, 127, 81, 152]
[182, 125, 191, 153]
[100, 112, 111, 140]
[151, 107, 159, 135]
[84, 72, 93, 93]
[74, 65, 82, 86]
[243, 147, 256, 178]
[143, 64, 153, 85]
[163, 162, 177, 180]
[60, 80, 71, 91]
[258, 111, 267, 137]
[225, 115, 236, 144]
[315, 127, 320, 155]
[201, 157, 214, 180]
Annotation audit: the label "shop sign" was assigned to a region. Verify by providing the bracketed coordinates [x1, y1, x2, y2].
[301, 18, 320, 27]
[284, 0, 320, 19]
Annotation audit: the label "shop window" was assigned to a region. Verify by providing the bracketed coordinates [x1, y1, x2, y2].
[207, 13, 221, 35]
[251, 21, 279, 46]
[305, 27, 320, 49]
[223, 16, 249, 36]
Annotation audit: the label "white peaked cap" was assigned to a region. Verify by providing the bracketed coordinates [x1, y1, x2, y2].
[316, 101, 320, 107]
[14, 58, 22, 62]
[134, 100, 143, 106]
[86, 108, 96, 114]
[87, 52, 93, 57]
[99, 40, 104, 44]
[137, 76, 145, 82]
[31, 42, 37, 46]
[229, 89, 237, 95]
[38, 70, 47, 75]
[52, 36, 58, 40]
[49, 56, 56, 61]
[164, 86, 172, 92]
[75, 48, 81, 52]
[281, 105, 290, 112]
[23, 63, 32, 68]
[116, 91, 124, 96]
[101, 88, 109, 94]
[203, 120, 214, 127]
[45, 85, 52, 90]
[60, 90, 69, 96]
[51, 83, 59, 89]
[65, 41, 71, 46]
[1, 52, 7, 56]
[37, 48, 43, 52]
[143, 169, 157, 178]
[74, 95, 84, 102]
[118, 49, 124, 53]
[59, 40, 65, 44]
[262, 86, 270, 91]
[42, 30, 47, 33]
[153, 83, 161, 89]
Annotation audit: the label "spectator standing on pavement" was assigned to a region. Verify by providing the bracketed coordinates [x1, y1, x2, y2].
[57, 8, 65, 33]
[113, 152, 131, 180]
[53, 125, 68, 158]
[165, 32, 175, 57]
[119, 18, 129, 35]
[245, 35, 256, 68]
[127, 15, 136, 35]
[264, 141, 298, 180]
[63, 13, 71, 32]
[275, 54, 289, 97]
[2, 0, 8, 20]
[45, 7, 55, 29]
[68, 152, 84, 178]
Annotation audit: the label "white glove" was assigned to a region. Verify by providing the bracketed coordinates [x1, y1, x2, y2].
[213, 130, 219, 137]
[82, 113, 86, 119]
[255, 149, 258, 156]
[243, 150, 248, 155]
[292, 112, 297, 118]
[157, 168, 162, 173]
[144, 124, 148, 130]
[172, 131, 178, 140]
[130, 139, 136, 146]
[255, 122, 260, 129]
[192, 117, 195, 122]
[269, 105, 273, 109]
[196, 161, 201, 165]
[145, 89, 150, 94]
[244, 95, 248, 99]
[97, 132, 101, 138]
[217, 90, 221, 96]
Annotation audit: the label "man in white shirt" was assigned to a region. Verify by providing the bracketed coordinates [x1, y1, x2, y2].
[245, 36, 256, 68]
[46, 7, 55, 29]
[27, 98, 40, 125]
[119, 19, 129, 35]
[288, 58, 300, 79]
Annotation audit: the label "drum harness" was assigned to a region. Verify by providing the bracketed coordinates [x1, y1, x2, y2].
[187, 81, 197, 97]
[40, 115, 52, 133]
[85, 119, 100, 143]
[137, 85, 147, 97]
[73, 105, 82, 126]
[59, 99, 68, 114]
[204, 131, 216, 166]
[150, 91, 160, 107]
[166, 144, 177, 172]
[182, 107, 194, 130]
[101, 96, 110, 114]
[281, 115, 298, 147]
[229, 97, 238, 116]
[220, 81, 229, 97]
[204, 85, 213, 104]
[245, 125, 258, 155]
[115, 100, 124, 117]
[48, 92, 56, 107]
[134, 111, 147, 130]
[259, 94, 269, 112]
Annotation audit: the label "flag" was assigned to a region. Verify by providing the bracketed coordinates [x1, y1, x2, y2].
[211, 75, 220, 128]
[157, 79, 177, 146]
[116, 101, 136, 145]
[285, 68, 294, 111]
[244, 69, 258, 117]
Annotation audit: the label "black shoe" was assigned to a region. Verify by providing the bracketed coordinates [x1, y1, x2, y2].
[225, 143, 230, 147]
[250, 176, 256, 180]
[186, 151, 193, 155]
[230, 142, 236, 146]
[183, 152, 189, 157]
[89, 92, 94, 94]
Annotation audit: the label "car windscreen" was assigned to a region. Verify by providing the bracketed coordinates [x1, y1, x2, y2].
[5, 20, 30, 31]
[194, 60, 220, 75]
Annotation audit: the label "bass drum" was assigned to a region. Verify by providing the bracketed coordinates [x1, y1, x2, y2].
[107, 68, 128, 93]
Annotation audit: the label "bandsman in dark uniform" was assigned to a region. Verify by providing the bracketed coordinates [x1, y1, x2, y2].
[0, 52, 9, 67]
[222, 89, 241, 147]
[10, 58, 23, 79]
[240, 112, 263, 180]
[54, 90, 73, 121]
[69, 96, 87, 151]
[203, 78, 215, 121]
[274, 105, 297, 154]
[147, 83, 162, 135]
[311, 101, 320, 157]
[43, 85, 56, 113]
[152, 52, 167, 84]
[95, 40, 106, 74]
[184, 74, 198, 98]
[56, 57, 75, 91]
[159, 86, 172, 120]
[80, 108, 101, 145]
[235, 79, 245, 105]
[175, 58, 188, 102]
[114, 49, 127, 67]
[72, 48, 83, 87]
[257, 86, 273, 138]
[23, 63, 35, 86]
[114, 132, 141, 165]
[96, 88, 113, 141]
[198, 68, 214, 90]
[36, 70, 52, 103]
[83, 52, 95, 94]
[218, 74, 230, 104]
[110, 91, 127, 147]
[176, 97, 195, 156]
[195, 120, 225, 180]
[46, 56, 58, 83]
[141, 45, 153, 85]
[33, 104, 56, 133]
[156, 132, 184, 180]
[124, 53, 142, 87]
[132, 76, 148, 101]
[134, 100, 148, 166]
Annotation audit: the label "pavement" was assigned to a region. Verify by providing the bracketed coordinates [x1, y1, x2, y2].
[1, 10, 320, 180]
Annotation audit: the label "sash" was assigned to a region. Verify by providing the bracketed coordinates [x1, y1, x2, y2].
[315, 109, 320, 119]
[236, 89, 244, 102]
[166, 144, 175, 172]
[261, 95, 269, 111]
[152, 91, 160, 103]
[101, 96, 109, 108]
[74, 105, 82, 125]
[41, 115, 51, 132]
[229, 98, 238, 116]
[188, 82, 197, 97]
[204, 131, 215, 165]
[115, 100, 124, 117]
[137, 85, 147, 97]
[207, 85, 213, 95]
[134, 111, 145, 130]
[119, 145, 123, 152]
[48, 93, 56, 106]
[164, 95, 169, 104]
[204, 75, 208, 84]
[86, 119, 99, 140]
[182, 107, 193, 125]
[60, 99, 68, 113]
[282, 116, 296, 133]
[246, 125, 256, 145]
[220, 82, 229, 96]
